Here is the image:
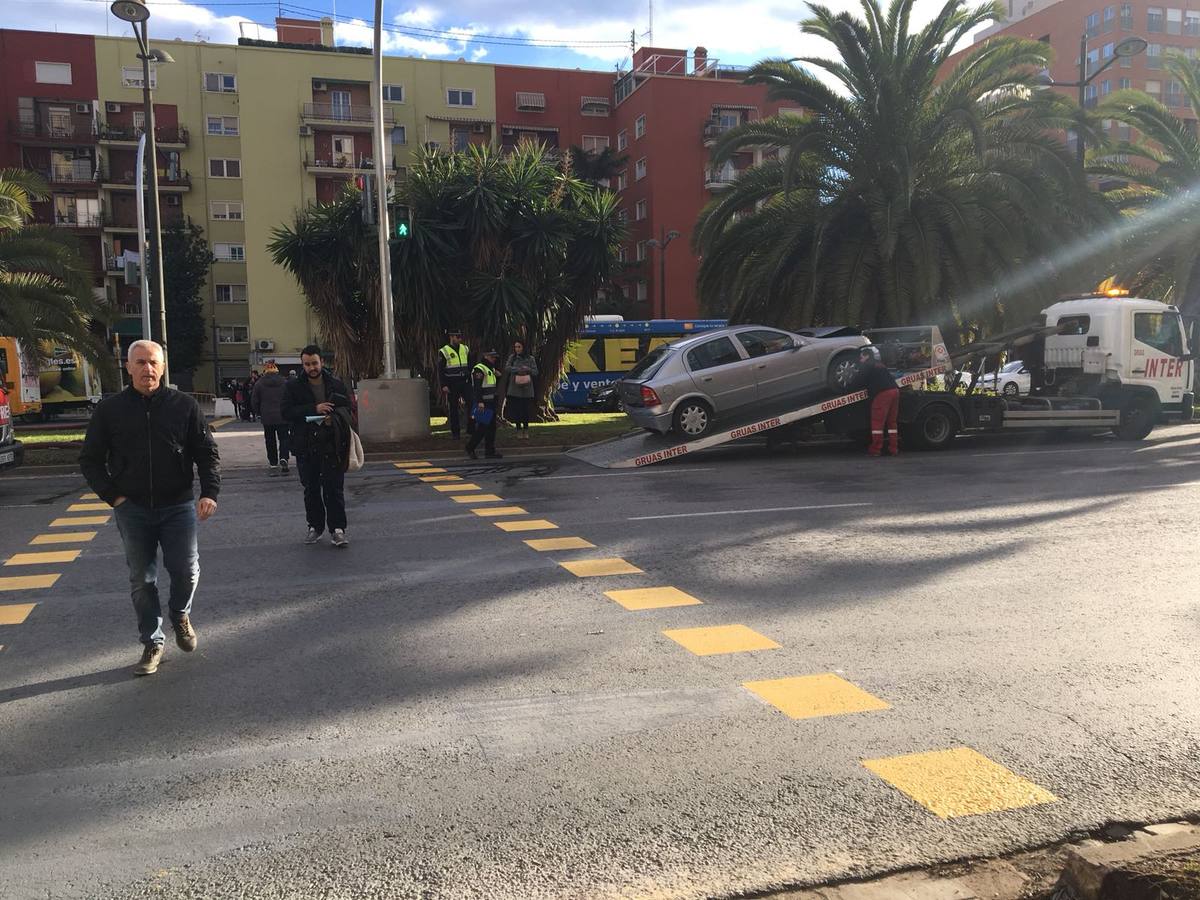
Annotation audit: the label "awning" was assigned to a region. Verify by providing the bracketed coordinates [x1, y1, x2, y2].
[500, 123, 560, 133]
[712, 103, 758, 111]
[425, 114, 496, 124]
[580, 95, 611, 105]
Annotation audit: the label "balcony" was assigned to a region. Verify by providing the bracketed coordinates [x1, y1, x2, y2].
[704, 166, 738, 190]
[52, 211, 103, 229]
[304, 154, 405, 176]
[8, 119, 97, 144]
[40, 162, 100, 186]
[300, 103, 393, 130]
[702, 121, 741, 144]
[101, 206, 184, 231]
[99, 124, 190, 147]
[100, 166, 191, 191]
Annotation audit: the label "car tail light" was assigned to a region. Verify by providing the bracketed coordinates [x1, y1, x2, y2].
[640, 385, 661, 406]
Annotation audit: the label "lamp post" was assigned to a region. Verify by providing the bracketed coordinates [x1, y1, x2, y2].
[370, 0, 397, 378]
[646, 226, 681, 319]
[110, 0, 174, 383]
[1039, 34, 1147, 166]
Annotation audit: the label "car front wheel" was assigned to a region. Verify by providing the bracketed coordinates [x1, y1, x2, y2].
[673, 400, 713, 438]
[827, 351, 861, 394]
[1002, 381, 1020, 397]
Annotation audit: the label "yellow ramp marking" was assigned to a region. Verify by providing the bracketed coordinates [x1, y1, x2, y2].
[406, 467, 447, 474]
[51, 516, 110, 527]
[434, 483, 480, 492]
[863, 747, 1058, 819]
[495, 519, 558, 532]
[5, 550, 81, 566]
[420, 475, 462, 483]
[560, 558, 643, 578]
[525, 537, 596, 552]
[604, 586, 703, 610]
[31, 532, 98, 545]
[472, 506, 527, 517]
[451, 493, 503, 504]
[743, 673, 890, 720]
[67, 502, 110, 512]
[0, 603, 38, 624]
[663, 624, 781, 656]
[0, 575, 60, 592]
[80, 492, 100, 500]
[210, 417, 234, 429]
[393, 461, 431, 468]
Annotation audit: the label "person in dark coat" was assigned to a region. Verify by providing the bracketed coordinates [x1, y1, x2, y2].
[281, 345, 352, 547]
[251, 362, 291, 476]
[855, 345, 901, 457]
[502, 339, 538, 439]
[437, 329, 472, 440]
[465, 349, 502, 460]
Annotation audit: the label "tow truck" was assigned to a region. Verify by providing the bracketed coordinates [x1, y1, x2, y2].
[569, 292, 1195, 469]
[0, 383, 24, 472]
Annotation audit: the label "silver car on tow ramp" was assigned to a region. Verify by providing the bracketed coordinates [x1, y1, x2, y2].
[618, 325, 870, 437]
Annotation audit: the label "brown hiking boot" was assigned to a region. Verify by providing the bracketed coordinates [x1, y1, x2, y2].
[173, 615, 197, 652]
[134, 643, 163, 676]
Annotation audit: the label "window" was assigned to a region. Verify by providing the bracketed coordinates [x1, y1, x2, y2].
[1167, 79, 1184, 105]
[1103, 4, 1116, 31]
[1120, 2, 1133, 28]
[203, 72, 237, 93]
[46, 106, 72, 137]
[1087, 48, 1100, 74]
[208, 158, 241, 178]
[582, 135, 610, 153]
[1146, 79, 1162, 99]
[515, 91, 546, 111]
[206, 115, 239, 136]
[1167, 7, 1182, 33]
[1086, 11, 1101, 36]
[1103, 42, 1114, 58]
[1085, 83, 1099, 105]
[210, 201, 243, 220]
[1120, 77, 1132, 89]
[736, 329, 794, 357]
[1187, 10, 1200, 34]
[687, 337, 742, 371]
[616, 171, 627, 191]
[1101, 78, 1112, 96]
[635, 114, 646, 138]
[122, 65, 157, 89]
[217, 326, 249, 344]
[635, 157, 647, 180]
[635, 199, 647, 220]
[36, 62, 72, 85]
[617, 208, 628, 224]
[215, 284, 247, 303]
[391, 125, 407, 145]
[133, 110, 146, 131]
[580, 96, 610, 116]
[617, 129, 628, 151]
[214, 243, 245, 262]
[1147, 43, 1163, 66]
[383, 84, 405, 102]
[447, 88, 474, 107]
[636, 240, 647, 261]
[1148, 6, 1164, 31]
[1057, 315, 1091, 335]
[635, 280, 648, 302]
[617, 246, 627, 263]
[1134, 312, 1183, 355]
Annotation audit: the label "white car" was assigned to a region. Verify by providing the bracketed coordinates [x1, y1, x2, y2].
[979, 361, 1031, 397]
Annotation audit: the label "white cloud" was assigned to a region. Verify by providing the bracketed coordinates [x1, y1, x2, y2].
[2, 0, 274, 45]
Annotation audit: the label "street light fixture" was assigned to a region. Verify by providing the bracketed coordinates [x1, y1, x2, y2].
[111, 0, 173, 384]
[646, 227, 682, 320]
[1038, 34, 1147, 166]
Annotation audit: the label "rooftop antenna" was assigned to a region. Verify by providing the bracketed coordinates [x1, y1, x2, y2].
[643, 0, 653, 45]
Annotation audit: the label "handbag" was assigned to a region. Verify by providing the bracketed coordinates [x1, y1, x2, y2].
[514, 373, 532, 386]
[348, 429, 364, 471]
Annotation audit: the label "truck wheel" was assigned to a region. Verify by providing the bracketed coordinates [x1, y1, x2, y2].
[913, 405, 958, 450]
[1114, 397, 1155, 440]
[827, 351, 860, 394]
[673, 399, 713, 438]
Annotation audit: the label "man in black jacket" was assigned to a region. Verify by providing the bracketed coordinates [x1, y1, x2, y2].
[855, 345, 901, 457]
[251, 361, 290, 476]
[281, 344, 352, 548]
[79, 340, 221, 676]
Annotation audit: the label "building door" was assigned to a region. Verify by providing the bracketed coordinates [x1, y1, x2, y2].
[53, 194, 77, 225]
[332, 135, 354, 166]
[330, 90, 351, 120]
[47, 106, 72, 138]
[77, 197, 100, 227]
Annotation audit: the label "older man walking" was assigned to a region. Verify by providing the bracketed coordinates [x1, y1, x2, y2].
[80, 340, 221, 676]
[252, 361, 290, 476]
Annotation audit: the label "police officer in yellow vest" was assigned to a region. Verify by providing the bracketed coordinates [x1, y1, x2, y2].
[438, 329, 471, 440]
[465, 350, 502, 460]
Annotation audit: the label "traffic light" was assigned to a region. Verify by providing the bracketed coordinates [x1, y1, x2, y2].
[388, 203, 411, 242]
[355, 174, 375, 226]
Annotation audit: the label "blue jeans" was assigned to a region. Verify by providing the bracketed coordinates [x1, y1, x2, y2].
[113, 500, 200, 646]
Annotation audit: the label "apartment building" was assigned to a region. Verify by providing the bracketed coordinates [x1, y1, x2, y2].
[2, 20, 784, 389]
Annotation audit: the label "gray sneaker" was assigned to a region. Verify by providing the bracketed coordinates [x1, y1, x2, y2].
[331, 529, 349, 548]
[268, 465, 279, 477]
[134, 643, 163, 676]
[305, 527, 323, 544]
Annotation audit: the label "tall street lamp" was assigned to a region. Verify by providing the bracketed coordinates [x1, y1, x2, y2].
[646, 227, 681, 319]
[110, 0, 174, 383]
[1039, 34, 1147, 166]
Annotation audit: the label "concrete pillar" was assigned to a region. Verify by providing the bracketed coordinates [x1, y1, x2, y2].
[357, 376, 429, 445]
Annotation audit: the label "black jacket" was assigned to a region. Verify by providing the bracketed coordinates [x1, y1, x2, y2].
[856, 362, 900, 398]
[79, 386, 221, 508]
[251, 372, 288, 426]
[280, 370, 352, 456]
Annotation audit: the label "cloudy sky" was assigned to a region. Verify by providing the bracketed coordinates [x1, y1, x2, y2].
[2, 0, 956, 71]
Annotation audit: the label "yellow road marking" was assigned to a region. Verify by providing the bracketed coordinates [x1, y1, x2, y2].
[560, 557, 643, 577]
[524, 537, 596, 551]
[406, 467, 447, 474]
[30, 532, 98, 545]
[393, 460, 431, 467]
[863, 747, 1058, 818]
[80, 493, 100, 500]
[743, 674, 890, 721]
[51, 516, 110, 527]
[0, 575, 60, 592]
[495, 519, 558, 532]
[67, 502, 110, 512]
[5, 550, 81, 566]
[0, 603, 38, 624]
[420, 475, 462, 482]
[451, 493, 504, 504]
[663, 624, 781, 656]
[210, 417, 234, 429]
[434, 483, 480, 492]
[472, 506, 527, 517]
[604, 586, 703, 610]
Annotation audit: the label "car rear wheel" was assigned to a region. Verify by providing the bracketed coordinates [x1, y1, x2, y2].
[1002, 381, 1020, 397]
[827, 350, 861, 394]
[673, 399, 713, 438]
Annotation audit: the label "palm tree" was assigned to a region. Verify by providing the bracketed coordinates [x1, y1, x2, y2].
[694, 0, 1104, 338]
[1091, 53, 1200, 313]
[0, 169, 107, 364]
[568, 144, 628, 187]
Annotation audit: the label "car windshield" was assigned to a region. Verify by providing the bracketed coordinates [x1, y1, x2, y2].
[625, 345, 672, 381]
[1002, 361, 1024, 373]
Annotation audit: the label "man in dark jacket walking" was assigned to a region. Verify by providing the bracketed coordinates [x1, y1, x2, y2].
[856, 345, 901, 457]
[251, 361, 290, 476]
[79, 340, 221, 676]
[281, 344, 352, 548]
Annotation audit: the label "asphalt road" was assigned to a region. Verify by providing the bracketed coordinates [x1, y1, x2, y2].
[1, 423, 1198, 899]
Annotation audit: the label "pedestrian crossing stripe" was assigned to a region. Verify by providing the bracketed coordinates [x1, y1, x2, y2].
[80, 493, 100, 500]
[742, 674, 890, 721]
[393, 461, 431, 468]
[4, 550, 81, 566]
[420, 475, 462, 482]
[30, 532, 98, 545]
[603, 586, 703, 610]
[472, 506, 527, 517]
[524, 537, 596, 552]
[450, 494, 504, 503]
[0, 575, 60, 592]
[662, 624, 780, 656]
[494, 520, 558, 532]
[66, 503, 110, 512]
[433, 483, 480, 492]
[559, 558, 643, 577]
[50, 516, 110, 527]
[405, 467, 447, 474]
[0, 603, 38, 624]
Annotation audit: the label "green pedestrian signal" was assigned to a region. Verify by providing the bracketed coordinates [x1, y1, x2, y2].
[395, 221, 409, 238]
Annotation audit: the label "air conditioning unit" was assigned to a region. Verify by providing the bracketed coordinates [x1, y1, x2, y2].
[298, 125, 312, 137]
[502, 128, 514, 136]
[76, 103, 91, 114]
[106, 102, 121, 113]
[256, 339, 275, 352]
[314, 81, 328, 91]
[472, 123, 486, 134]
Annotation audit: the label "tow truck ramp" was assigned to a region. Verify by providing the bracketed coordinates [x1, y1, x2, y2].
[569, 365, 947, 469]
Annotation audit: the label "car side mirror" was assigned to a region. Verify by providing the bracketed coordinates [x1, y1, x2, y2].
[788, 339, 802, 351]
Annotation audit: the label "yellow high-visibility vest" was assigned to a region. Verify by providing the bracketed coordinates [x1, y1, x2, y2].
[439, 344, 469, 375]
[472, 362, 497, 389]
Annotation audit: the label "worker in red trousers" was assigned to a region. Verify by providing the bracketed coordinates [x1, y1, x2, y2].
[856, 345, 900, 457]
